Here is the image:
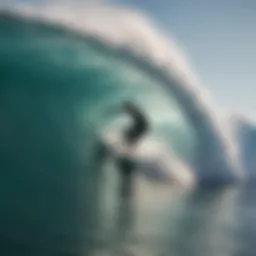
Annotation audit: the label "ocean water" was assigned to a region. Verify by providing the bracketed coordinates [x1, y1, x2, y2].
[0, 8, 255, 256]
[98, 175, 256, 256]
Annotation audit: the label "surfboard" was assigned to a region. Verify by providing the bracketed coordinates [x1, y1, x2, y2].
[100, 129, 195, 186]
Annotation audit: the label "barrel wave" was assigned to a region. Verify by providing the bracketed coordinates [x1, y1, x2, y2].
[0, 4, 243, 182]
[0, 4, 245, 254]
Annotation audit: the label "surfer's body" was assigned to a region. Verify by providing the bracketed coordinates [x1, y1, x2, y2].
[118, 102, 149, 197]
[97, 101, 149, 197]
[123, 102, 149, 146]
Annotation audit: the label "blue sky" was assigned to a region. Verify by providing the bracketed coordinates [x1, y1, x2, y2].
[7, 0, 256, 118]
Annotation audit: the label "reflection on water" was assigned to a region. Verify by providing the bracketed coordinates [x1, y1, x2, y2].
[2, 148, 256, 256]
[165, 187, 238, 256]
[95, 167, 256, 256]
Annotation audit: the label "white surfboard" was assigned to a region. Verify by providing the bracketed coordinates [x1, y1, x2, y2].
[101, 129, 195, 187]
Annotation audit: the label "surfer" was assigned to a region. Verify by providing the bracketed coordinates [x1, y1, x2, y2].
[115, 102, 149, 236]
[117, 101, 149, 198]
[96, 101, 149, 197]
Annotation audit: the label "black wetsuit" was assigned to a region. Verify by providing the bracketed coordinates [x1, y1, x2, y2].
[118, 107, 149, 197]
[124, 108, 149, 145]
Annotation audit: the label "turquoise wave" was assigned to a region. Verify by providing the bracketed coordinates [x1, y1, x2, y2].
[0, 10, 243, 253]
[0, 12, 197, 160]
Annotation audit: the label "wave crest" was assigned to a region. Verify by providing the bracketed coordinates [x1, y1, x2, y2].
[0, 2, 243, 183]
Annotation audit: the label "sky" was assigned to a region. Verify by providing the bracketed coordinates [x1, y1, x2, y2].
[3, 0, 256, 119]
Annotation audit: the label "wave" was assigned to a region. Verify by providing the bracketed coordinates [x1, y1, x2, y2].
[0, 2, 250, 253]
[0, 2, 244, 187]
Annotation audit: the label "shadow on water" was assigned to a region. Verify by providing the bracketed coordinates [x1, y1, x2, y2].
[116, 192, 135, 240]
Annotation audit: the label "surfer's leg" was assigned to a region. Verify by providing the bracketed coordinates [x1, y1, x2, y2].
[117, 158, 135, 198]
[116, 157, 136, 238]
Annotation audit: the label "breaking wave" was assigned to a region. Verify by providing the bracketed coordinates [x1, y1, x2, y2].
[0, 3, 244, 188]
[1, 2, 251, 253]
